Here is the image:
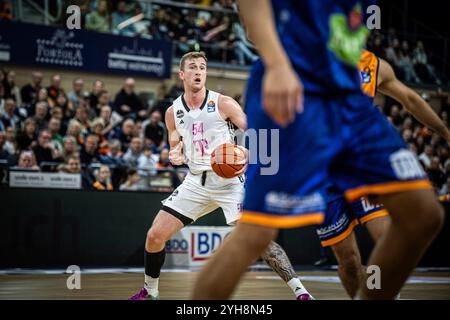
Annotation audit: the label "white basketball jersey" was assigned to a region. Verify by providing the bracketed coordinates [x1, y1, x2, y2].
[173, 90, 234, 174]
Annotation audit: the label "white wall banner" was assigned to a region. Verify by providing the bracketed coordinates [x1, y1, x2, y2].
[165, 226, 233, 268]
[9, 171, 81, 189]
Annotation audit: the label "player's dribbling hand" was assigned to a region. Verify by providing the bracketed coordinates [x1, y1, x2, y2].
[169, 141, 186, 165]
[263, 64, 304, 127]
[232, 145, 248, 177]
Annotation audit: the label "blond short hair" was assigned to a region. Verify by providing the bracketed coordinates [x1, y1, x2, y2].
[179, 51, 207, 70]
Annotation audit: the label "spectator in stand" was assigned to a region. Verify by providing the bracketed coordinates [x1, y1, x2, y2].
[419, 145, 434, 169]
[0, 0, 14, 21]
[32, 129, 61, 166]
[133, 120, 143, 138]
[90, 117, 109, 155]
[15, 117, 37, 151]
[112, 1, 134, 36]
[397, 41, 420, 83]
[74, 104, 90, 135]
[1, 98, 21, 130]
[47, 74, 64, 104]
[0, 130, 9, 157]
[85, 0, 111, 33]
[119, 168, 141, 191]
[156, 148, 172, 169]
[5, 71, 22, 107]
[67, 78, 85, 109]
[96, 90, 112, 116]
[79, 134, 99, 165]
[166, 79, 184, 100]
[21, 71, 43, 106]
[59, 155, 91, 189]
[413, 41, 441, 85]
[100, 105, 122, 137]
[123, 136, 143, 168]
[66, 119, 84, 146]
[55, 91, 75, 121]
[3, 126, 15, 155]
[143, 109, 167, 152]
[428, 156, 446, 190]
[33, 101, 49, 130]
[113, 78, 145, 120]
[138, 144, 157, 174]
[13, 150, 40, 171]
[62, 136, 79, 162]
[92, 164, 113, 190]
[89, 80, 105, 111]
[388, 104, 403, 129]
[100, 139, 126, 167]
[48, 117, 64, 152]
[28, 87, 51, 118]
[112, 117, 135, 151]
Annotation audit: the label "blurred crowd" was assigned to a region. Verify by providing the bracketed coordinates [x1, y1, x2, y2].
[0, 0, 257, 66]
[1, 68, 450, 199]
[0, 69, 187, 191]
[381, 91, 450, 200]
[367, 29, 447, 85]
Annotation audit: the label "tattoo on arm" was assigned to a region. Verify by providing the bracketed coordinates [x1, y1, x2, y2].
[261, 241, 297, 283]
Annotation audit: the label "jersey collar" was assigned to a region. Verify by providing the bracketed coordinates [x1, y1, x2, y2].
[181, 89, 209, 113]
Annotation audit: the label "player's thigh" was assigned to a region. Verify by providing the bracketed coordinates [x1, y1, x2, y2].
[377, 188, 443, 234]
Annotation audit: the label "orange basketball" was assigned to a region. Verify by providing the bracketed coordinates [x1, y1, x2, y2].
[211, 143, 247, 178]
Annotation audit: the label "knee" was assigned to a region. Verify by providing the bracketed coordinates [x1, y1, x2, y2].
[336, 249, 361, 275]
[244, 226, 278, 252]
[146, 227, 168, 251]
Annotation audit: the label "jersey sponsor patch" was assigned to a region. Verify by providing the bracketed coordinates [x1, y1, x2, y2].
[176, 110, 184, 118]
[207, 100, 215, 113]
[265, 191, 324, 214]
[389, 149, 426, 180]
[360, 197, 382, 213]
[360, 67, 372, 83]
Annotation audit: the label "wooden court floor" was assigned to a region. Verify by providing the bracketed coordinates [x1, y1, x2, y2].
[1, 271, 450, 300]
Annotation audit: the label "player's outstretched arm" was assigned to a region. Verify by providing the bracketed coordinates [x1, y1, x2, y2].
[378, 58, 450, 145]
[237, 0, 303, 127]
[165, 106, 185, 165]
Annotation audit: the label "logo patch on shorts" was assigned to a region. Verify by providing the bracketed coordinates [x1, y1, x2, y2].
[390, 149, 426, 180]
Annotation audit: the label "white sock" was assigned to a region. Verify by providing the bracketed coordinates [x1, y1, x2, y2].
[144, 275, 159, 296]
[287, 277, 308, 297]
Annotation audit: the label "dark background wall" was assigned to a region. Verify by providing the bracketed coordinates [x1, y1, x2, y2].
[0, 188, 448, 268]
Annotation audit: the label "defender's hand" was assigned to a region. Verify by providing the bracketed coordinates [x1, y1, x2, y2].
[263, 64, 304, 128]
[232, 145, 248, 177]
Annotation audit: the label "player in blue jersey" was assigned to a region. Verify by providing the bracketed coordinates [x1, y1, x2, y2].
[193, 0, 444, 300]
[317, 50, 450, 298]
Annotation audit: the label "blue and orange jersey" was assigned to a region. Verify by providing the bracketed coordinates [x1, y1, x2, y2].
[358, 49, 380, 98]
[268, 0, 375, 94]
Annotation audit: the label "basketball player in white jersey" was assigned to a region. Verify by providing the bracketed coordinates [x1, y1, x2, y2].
[129, 51, 313, 300]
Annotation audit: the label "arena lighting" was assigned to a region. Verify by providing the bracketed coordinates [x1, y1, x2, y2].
[117, 13, 144, 30]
